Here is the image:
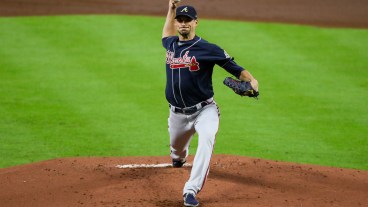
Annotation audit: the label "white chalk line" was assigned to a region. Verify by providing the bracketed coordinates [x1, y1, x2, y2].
[116, 163, 192, 169]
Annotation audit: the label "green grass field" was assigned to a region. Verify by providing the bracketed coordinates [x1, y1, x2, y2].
[0, 15, 367, 169]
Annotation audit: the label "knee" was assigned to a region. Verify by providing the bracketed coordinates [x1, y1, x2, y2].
[198, 132, 216, 146]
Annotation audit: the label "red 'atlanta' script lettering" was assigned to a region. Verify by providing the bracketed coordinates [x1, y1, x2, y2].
[166, 51, 200, 71]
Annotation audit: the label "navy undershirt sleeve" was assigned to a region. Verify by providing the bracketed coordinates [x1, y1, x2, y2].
[220, 59, 244, 78]
[210, 44, 245, 78]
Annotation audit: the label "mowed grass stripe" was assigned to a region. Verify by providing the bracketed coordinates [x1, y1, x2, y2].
[0, 16, 367, 169]
[0, 16, 168, 167]
[199, 21, 368, 168]
[252, 24, 368, 157]
[0, 19, 125, 161]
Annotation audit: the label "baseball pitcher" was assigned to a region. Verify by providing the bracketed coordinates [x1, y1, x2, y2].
[162, 1, 259, 206]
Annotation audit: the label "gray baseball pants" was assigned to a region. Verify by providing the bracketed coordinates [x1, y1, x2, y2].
[168, 101, 220, 196]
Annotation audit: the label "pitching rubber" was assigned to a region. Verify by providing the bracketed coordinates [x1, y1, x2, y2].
[116, 163, 192, 169]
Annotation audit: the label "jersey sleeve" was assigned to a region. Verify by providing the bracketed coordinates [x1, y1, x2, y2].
[211, 44, 245, 78]
[162, 36, 177, 49]
[221, 58, 245, 78]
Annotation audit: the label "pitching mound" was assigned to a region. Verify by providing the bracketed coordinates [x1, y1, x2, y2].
[0, 155, 367, 207]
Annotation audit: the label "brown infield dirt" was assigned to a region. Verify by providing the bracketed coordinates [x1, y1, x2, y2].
[1, 0, 368, 207]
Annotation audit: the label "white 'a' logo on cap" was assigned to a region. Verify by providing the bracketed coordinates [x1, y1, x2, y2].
[181, 7, 188, 12]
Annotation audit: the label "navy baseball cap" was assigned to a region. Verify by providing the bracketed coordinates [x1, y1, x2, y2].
[175, 5, 198, 20]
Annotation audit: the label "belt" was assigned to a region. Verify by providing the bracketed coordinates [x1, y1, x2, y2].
[169, 98, 213, 115]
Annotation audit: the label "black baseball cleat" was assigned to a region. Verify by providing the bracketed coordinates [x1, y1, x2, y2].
[183, 193, 199, 207]
[172, 159, 186, 168]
